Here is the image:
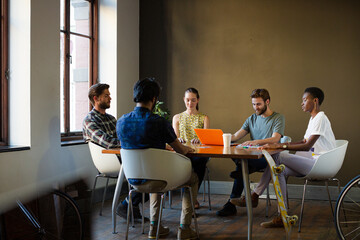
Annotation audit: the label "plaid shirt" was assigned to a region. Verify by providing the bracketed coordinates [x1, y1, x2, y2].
[83, 108, 120, 149]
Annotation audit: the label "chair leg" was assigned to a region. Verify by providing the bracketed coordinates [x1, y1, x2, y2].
[202, 174, 206, 202]
[265, 185, 269, 217]
[90, 175, 100, 206]
[126, 190, 134, 240]
[298, 179, 308, 232]
[142, 192, 145, 234]
[128, 183, 134, 228]
[325, 180, 334, 216]
[334, 178, 341, 194]
[169, 191, 172, 209]
[334, 178, 347, 224]
[163, 191, 170, 208]
[156, 194, 165, 240]
[187, 186, 200, 238]
[286, 176, 289, 210]
[100, 178, 109, 216]
[206, 167, 212, 210]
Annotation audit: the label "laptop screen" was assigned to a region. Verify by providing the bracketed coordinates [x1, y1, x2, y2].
[194, 129, 224, 145]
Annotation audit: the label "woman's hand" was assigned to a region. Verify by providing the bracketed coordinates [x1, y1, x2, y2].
[191, 138, 201, 144]
[258, 143, 281, 150]
[178, 138, 186, 143]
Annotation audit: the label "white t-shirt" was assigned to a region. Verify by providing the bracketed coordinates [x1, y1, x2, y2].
[303, 111, 336, 156]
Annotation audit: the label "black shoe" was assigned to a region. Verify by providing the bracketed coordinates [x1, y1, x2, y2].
[116, 203, 149, 222]
[216, 200, 237, 216]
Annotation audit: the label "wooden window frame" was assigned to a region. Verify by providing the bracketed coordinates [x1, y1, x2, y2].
[60, 0, 98, 141]
[0, 0, 8, 146]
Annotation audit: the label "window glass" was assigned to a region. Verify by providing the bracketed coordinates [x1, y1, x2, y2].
[60, 0, 65, 31]
[69, 34, 90, 131]
[60, 32, 65, 133]
[60, 0, 97, 139]
[0, 0, 8, 145]
[70, 0, 90, 36]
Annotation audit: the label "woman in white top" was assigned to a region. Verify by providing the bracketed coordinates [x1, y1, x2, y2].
[246, 87, 335, 228]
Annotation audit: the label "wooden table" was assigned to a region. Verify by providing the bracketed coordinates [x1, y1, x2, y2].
[103, 144, 281, 240]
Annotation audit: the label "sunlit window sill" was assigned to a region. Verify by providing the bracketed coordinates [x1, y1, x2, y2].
[0, 146, 30, 153]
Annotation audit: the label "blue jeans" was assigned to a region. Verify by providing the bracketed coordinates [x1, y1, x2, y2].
[230, 157, 267, 199]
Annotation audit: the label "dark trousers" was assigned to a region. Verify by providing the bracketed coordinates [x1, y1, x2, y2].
[120, 181, 149, 206]
[117, 155, 149, 206]
[230, 157, 267, 199]
[190, 157, 210, 190]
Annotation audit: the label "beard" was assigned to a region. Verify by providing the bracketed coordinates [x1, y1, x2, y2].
[151, 98, 158, 112]
[256, 104, 267, 115]
[99, 101, 110, 110]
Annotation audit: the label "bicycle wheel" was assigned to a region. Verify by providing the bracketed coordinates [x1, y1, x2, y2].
[335, 175, 360, 240]
[4, 190, 83, 240]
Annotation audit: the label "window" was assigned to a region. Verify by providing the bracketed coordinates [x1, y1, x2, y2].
[0, 0, 8, 146]
[60, 0, 98, 141]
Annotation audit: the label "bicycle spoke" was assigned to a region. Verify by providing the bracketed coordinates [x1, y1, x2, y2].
[339, 207, 360, 213]
[340, 220, 360, 224]
[344, 195, 360, 208]
[343, 225, 360, 239]
[335, 175, 360, 240]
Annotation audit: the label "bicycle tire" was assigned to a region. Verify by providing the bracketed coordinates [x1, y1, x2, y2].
[334, 175, 360, 240]
[5, 190, 83, 240]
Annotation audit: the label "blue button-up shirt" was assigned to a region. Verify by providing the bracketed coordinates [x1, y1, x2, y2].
[117, 107, 177, 150]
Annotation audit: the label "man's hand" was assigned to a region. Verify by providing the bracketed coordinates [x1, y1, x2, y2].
[241, 140, 260, 146]
[191, 138, 201, 144]
[165, 144, 174, 151]
[183, 145, 195, 154]
[169, 138, 194, 155]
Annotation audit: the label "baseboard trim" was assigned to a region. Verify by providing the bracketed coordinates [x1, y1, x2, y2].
[198, 180, 346, 201]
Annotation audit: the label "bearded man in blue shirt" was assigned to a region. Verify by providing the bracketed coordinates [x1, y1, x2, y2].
[117, 78, 199, 240]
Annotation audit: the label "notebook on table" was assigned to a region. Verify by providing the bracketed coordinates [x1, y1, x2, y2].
[194, 129, 224, 145]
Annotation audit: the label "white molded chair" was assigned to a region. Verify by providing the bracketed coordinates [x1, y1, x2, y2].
[297, 139, 348, 232]
[88, 141, 121, 215]
[120, 148, 200, 240]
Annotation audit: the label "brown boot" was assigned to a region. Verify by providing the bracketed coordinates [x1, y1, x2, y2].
[260, 215, 284, 228]
[230, 192, 259, 208]
[148, 224, 170, 239]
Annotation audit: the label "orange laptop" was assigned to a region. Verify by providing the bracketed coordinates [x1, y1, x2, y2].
[194, 129, 224, 145]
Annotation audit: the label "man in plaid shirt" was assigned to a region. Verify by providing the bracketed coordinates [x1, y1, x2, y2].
[83, 83, 148, 221]
[83, 83, 120, 148]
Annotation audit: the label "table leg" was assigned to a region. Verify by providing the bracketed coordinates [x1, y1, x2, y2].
[112, 166, 124, 234]
[241, 159, 252, 240]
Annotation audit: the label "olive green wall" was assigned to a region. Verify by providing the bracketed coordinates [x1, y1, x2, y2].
[140, 0, 360, 185]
